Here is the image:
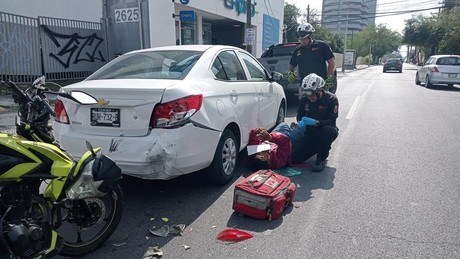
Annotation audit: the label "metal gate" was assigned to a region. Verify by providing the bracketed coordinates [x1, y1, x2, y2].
[0, 12, 42, 82]
[0, 11, 108, 82]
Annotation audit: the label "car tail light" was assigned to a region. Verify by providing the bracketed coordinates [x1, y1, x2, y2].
[150, 94, 203, 128]
[431, 66, 439, 72]
[54, 99, 69, 124]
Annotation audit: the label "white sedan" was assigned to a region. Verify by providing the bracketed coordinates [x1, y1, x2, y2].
[53, 45, 286, 185]
[416, 55, 460, 88]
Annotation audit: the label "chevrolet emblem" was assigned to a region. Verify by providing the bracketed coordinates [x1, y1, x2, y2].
[97, 98, 110, 106]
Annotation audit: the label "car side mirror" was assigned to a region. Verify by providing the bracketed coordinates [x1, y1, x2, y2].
[270, 71, 283, 81]
[270, 71, 283, 82]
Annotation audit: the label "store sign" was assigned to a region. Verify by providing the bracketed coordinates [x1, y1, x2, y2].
[224, 0, 256, 17]
[179, 10, 196, 21]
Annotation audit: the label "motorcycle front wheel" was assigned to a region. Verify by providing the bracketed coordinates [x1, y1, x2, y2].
[58, 184, 124, 257]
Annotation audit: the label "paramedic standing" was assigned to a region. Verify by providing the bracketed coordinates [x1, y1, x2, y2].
[291, 73, 339, 172]
[288, 23, 337, 93]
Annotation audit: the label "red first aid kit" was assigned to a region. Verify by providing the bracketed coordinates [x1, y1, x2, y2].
[233, 170, 296, 220]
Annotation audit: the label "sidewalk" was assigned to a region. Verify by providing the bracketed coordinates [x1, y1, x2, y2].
[337, 64, 371, 77]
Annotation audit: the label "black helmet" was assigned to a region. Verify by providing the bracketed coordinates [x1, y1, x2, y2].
[296, 23, 315, 39]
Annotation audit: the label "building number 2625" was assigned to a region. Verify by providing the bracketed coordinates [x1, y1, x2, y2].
[114, 8, 139, 23]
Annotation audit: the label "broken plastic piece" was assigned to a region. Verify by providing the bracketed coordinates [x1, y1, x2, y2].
[149, 225, 169, 237]
[170, 224, 186, 235]
[143, 246, 163, 258]
[216, 228, 253, 242]
[162, 217, 169, 222]
[183, 245, 191, 250]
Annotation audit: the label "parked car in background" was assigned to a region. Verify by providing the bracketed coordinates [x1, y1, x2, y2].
[258, 42, 300, 97]
[415, 55, 460, 88]
[383, 58, 403, 73]
[53, 45, 286, 185]
[258, 42, 338, 97]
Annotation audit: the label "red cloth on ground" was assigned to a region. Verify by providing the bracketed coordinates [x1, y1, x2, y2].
[248, 129, 292, 169]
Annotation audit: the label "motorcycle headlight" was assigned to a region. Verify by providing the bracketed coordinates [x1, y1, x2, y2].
[66, 160, 104, 200]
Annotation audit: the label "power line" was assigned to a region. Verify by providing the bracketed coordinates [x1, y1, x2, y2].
[320, 4, 451, 25]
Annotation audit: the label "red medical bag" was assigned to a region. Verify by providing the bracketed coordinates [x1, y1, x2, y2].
[233, 170, 296, 220]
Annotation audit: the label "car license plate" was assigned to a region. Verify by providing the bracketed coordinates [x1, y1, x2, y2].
[448, 73, 457, 78]
[91, 108, 120, 127]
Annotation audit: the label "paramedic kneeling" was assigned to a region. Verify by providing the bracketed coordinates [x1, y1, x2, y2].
[292, 73, 339, 172]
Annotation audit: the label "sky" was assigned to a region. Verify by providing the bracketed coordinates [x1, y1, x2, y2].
[285, 0, 439, 34]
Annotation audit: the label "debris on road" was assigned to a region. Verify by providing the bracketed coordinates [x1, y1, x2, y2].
[149, 224, 187, 237]
[143, 246, 163, 258]
[216, 228, 253, 242]
[112, 242, 127, 247]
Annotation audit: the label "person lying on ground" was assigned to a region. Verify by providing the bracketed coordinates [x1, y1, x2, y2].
[246, 122, 306, 170]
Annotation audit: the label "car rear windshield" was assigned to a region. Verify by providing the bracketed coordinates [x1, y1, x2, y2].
[436, 57, 460, 66]
[387, 59, 400, 63]
[87, 50, 203, 80]
[261, 43, 298, 58]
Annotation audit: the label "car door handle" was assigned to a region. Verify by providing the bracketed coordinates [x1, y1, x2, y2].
[230, 90, 239, 97]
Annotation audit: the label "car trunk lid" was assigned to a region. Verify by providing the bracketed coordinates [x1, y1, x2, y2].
[60, 79, 176, 137]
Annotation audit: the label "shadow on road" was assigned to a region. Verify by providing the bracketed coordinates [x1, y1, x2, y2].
[417, 84, 460, 92]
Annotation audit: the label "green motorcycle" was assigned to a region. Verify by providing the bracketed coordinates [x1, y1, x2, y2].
[0, 77, 124, 258]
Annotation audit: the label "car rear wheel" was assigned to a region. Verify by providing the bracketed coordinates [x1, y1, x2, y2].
[415, 73, 421, 85]
[425, 75, 433, 88]
[206, 129, 238, 185]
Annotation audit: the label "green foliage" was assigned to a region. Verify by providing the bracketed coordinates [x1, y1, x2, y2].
[437, 7, 460, 54]
[350, 25, 402, 60]
[403, 6, 460, 56]
[283, 3, 300, 42]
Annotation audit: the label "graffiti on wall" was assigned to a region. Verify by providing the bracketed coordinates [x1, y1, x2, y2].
[41, 25, 106, 69]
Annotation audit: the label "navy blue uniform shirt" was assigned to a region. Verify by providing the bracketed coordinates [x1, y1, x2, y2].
[296, 91, 339, 130]
[289, 39, 334, 80]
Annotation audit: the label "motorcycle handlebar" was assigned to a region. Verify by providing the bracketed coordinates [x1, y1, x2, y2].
[2, 80, 33, 104]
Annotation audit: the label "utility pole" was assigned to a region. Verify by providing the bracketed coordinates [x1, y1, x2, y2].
[246, 0, 252, 53]
[341, 4, 348, 73]
[307, 5, 310, 22]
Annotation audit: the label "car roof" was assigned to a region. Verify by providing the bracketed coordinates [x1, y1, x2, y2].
[429, 55, 460, 58]
[273, 42, 299, 47]
[127, 45, 237, 54]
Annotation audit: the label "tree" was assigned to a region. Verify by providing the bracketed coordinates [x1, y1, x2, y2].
[437, 6, 460, 54]
[352, 25, 402, 63]
[283, 3, 301, 42]
[401, 3, 460, 57]
[402, 15, 443, 56]
[299, 7, 344, 52]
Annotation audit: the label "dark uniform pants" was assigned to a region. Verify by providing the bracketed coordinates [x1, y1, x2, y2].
[291, 125, 339, 164]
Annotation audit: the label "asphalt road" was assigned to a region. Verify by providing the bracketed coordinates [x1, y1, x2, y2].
[2, 64, 460, 258]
